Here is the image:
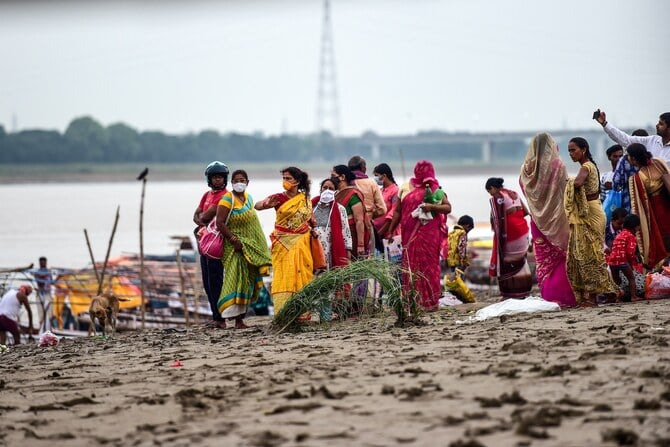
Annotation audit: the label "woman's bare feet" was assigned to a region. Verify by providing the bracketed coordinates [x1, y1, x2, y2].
[235, 317, 248, 329]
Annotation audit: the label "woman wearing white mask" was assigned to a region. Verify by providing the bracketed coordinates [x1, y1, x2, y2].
[311, 178, 353, 270]
[215, 170, 272, 329]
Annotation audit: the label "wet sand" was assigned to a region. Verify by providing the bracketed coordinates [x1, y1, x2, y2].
[1, 298, 669, 446]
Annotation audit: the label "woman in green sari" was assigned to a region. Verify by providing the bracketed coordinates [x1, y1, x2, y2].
[215, 170, 272, 329]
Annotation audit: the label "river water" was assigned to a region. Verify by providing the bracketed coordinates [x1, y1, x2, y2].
[0, 175, 503, 269]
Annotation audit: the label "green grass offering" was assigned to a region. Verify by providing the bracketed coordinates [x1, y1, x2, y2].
[271, 258, 421, 333]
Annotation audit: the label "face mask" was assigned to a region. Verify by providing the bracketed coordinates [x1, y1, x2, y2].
[232, 182, 247, 193]
[374, 175, 383, 186]
[283, 180, 295, 191]
[320, 189, 335, 203]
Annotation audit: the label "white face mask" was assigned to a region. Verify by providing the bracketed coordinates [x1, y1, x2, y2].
[232, 182, 247, 193]
[320, 189, 335, 203]
[374, 175, 383, 186]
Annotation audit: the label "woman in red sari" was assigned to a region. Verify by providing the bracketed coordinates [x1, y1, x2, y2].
[387, 160, 451, 311]
[626, 143, 670, 268]
[486, 177, 532, 298]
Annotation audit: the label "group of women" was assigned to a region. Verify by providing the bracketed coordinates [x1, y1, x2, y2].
[193, 136, 670, 324]
[504, 133, 670, 307]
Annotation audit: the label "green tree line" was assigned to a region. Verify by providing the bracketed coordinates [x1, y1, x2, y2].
[0, 116, 532, 165]
[0, 116, 368, 165]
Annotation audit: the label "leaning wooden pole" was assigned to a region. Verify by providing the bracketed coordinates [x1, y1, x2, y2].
[83, 229, 100, 284]
[137, 167, 149, 330]
[97, 206, 120, 295]
[176, 249, 189, 326]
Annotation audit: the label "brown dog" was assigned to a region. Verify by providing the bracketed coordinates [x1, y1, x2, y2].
[87, 293, 128, 336]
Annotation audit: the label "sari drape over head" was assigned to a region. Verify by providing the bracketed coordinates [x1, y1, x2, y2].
[400, 161, 447, 310]
[519, 133, 576, 306]
[269, 192, 314, 313]
[629, 158, 670, 267]
[217, 192, 272, 318]
[564, 163, 619, 301]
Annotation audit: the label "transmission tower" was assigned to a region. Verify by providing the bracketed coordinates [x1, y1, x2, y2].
[315, 0, 341, 136]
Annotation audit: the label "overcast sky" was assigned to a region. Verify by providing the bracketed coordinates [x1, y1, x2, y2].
[0, 0, 667, 137]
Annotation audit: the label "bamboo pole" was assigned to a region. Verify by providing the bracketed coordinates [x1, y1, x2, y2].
[176, 249, 189, 326]
[83, 229, 100, 284]
[137, 167, 149, 330]
[97, 206, 120, 296]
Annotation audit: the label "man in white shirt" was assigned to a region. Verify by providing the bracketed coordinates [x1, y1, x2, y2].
[0, 285, 34, 345]
[595, 110, 670, 162]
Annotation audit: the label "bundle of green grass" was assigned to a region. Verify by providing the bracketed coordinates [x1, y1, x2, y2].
[271, 258, 421, 333]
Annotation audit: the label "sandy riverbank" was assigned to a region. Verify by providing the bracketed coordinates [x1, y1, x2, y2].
[1, 295, 669, 446]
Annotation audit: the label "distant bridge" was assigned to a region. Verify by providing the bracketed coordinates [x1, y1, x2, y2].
[358, 128, 620, 167]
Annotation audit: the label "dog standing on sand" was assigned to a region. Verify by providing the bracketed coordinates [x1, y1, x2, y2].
[87, 293, 128, 336]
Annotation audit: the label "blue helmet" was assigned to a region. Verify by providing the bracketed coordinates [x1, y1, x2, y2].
[205, 161, 229, 188]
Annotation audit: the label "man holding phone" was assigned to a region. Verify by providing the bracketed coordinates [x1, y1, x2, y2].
[593, 109, 670, 162]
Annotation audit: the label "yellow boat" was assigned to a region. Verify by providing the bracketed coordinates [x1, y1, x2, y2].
[53, 271, 142, 326]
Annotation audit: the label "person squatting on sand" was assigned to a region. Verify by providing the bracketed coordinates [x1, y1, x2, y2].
[519, 133, 576, 307]
[486, 177, 532, 299]
[215, 170, 272, 329]
[0, 285, 34, 345]
[387, 160, 451, 311]
[565, 137, 619, 307]
[256, 167, 314, 315]
[194, 161, 229, 327]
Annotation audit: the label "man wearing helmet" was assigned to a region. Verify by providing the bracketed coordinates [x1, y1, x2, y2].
[0, 285, 34, 345]
[193, 161, 229, 328]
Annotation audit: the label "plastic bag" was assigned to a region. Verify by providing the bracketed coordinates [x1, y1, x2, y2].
[383, 235, 402, 263]
[457, 296, 559, 323]
[39, 331, 60, 347]
[444, 269, 476, 303]
[602, 188, 622, 225]
[644, 268, 670, 299]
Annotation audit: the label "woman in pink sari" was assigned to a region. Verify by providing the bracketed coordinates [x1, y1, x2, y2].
[519, 133, 577, 306]
[387, 160, 451, 311]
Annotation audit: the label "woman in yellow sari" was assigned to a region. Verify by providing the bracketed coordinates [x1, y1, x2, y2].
[565, 137, 619, 306]
[256, 167, 314, 313]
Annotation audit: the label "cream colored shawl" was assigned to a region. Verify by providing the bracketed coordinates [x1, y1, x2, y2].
[519, 133, 571, 251]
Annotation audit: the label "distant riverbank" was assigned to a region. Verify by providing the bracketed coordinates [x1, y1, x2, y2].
[0, 161, 527, 184]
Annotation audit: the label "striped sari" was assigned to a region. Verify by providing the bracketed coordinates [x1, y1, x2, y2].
[217, 192, 272, 319]
[269, 192, 314, 313]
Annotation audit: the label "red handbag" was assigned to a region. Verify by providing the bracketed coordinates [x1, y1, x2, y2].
[199, 220, 224, 259]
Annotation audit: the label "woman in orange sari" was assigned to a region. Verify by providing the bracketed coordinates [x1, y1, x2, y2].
[626, 143, 670, 269]
[255, 167, 314, 314]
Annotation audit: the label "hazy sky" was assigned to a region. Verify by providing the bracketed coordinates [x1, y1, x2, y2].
[0, 0, 667, 136]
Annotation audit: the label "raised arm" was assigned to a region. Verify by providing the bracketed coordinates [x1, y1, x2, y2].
[596, 111, 652, 148]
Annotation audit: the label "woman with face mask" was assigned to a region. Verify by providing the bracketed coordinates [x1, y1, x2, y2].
[372, 163, 400, 254]
[255, 166, 314, 314]
[311, 178, 353, 270]
[215, 169, 272, 329]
